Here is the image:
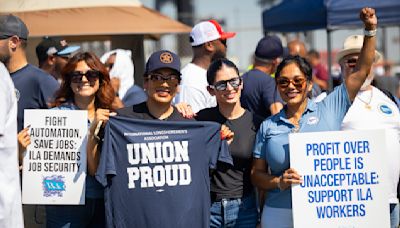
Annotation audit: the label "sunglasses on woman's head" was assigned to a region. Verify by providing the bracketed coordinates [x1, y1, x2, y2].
[209, 77, 242, 91]
[276, 77, 307, 88]
[69, 70, 101, 83]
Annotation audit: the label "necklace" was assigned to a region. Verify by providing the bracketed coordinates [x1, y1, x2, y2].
[357, 89, 373, 110]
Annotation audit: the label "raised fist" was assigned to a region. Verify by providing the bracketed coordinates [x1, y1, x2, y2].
[359, 7, 377, 30]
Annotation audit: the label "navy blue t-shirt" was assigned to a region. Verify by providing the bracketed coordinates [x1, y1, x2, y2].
[240, 69, 282, 119]
[11, 64, 59, 131]
[96, 116, 232, 228]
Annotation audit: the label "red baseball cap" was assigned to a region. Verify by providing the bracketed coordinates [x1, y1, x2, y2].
[189, 20, 236, 46]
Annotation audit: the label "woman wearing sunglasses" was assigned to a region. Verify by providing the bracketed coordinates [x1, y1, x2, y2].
[251, 8, 377, 227]
[45, 52, 115, 227]
[195, 58, 262, 227]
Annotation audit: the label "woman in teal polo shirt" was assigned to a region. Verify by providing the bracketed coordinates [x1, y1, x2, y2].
[251, 7, 378, 227]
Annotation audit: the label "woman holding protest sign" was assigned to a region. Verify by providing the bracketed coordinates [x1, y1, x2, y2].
[45, 52, 115, 227]
[251, 7, 378, 227]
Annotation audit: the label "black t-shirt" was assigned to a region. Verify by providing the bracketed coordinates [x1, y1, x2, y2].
[196, 107, 263, 200]
[117, 102, 190, 121]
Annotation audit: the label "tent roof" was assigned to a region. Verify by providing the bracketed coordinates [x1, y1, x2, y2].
[263, 0, 400, 32]
[0, 0, 191, 37]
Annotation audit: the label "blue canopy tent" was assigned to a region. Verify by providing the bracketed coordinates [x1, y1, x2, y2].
[263, 0, 400, 89]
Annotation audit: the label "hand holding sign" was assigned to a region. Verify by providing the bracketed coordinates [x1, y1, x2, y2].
[278, 168, 302, 190]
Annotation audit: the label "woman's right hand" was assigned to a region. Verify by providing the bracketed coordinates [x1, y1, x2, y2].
[277, 168, 302, 190]
[220, 124, 234, 145]
[18, 127, 31, 152]
[90, 109, 116, 132]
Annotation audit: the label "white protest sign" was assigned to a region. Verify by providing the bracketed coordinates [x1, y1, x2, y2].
[22, 109, 87, 205]
[289, 130, 390, 228]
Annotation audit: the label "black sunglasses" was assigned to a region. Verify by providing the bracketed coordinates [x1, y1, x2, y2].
[210, 77, 242, 91]
[147, 73, 181, 83]
[345, 58, 358, 65]
[276, 77, 307, 88]
[69, 70, 101, 83]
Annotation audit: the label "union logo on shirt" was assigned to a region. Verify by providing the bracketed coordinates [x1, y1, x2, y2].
[378, 104, 393, 116]
[307, 116, 319, 125]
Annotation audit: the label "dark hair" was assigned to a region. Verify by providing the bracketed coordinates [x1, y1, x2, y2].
[206, 58, 239, 85]
[275, 55, 312, 81]
[52, 52, 115, 109]
[307, 49, 320, 58]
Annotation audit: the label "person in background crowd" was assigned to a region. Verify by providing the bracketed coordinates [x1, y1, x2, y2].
[338, 35, 400, 228]
[0, 14, 59, 228]
[251, 8, 378, 227]
[287, 40, 307, 58]
[100, 49, 135, 99]
[46, 52, 115, 227]
[0, 62, 24, 228]
[287, 39, 322, 98]
[307, 49, 329, 91]
[241, 35, 283, 119]
[373, 61, 400, 98]
[195, 58, 262, 227]
[100, 49, 147, 107]
[0, 14, 59, 132]
[121, 83, 148, 107]
[174, 20, 236, 113]
[36, 36, 80, 83]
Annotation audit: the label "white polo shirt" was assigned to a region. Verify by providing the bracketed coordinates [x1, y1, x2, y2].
[174, 63, 217, 113]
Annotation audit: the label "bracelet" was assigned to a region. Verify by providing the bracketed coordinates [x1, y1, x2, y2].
[364, 29, 377, 37]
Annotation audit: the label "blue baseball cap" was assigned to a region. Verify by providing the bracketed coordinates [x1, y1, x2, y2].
[145, 50, 181, 75]
[255, 35, 283, 61]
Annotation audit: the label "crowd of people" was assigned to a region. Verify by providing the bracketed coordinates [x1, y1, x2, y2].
[0, 6, 399, 228]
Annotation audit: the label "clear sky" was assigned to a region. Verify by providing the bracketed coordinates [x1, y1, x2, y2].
[141, 0, 400, 71]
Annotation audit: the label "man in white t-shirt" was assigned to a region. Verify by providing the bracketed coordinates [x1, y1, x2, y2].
[338, 34, 400, 228]
[0, 62, 24, 227]
[174, 20, 236, 113]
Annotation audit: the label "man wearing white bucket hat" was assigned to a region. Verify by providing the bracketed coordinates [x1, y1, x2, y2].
[338, 17, 400, 228]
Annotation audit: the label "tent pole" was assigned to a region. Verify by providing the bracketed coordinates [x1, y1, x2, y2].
[327, 29, 333, 91]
